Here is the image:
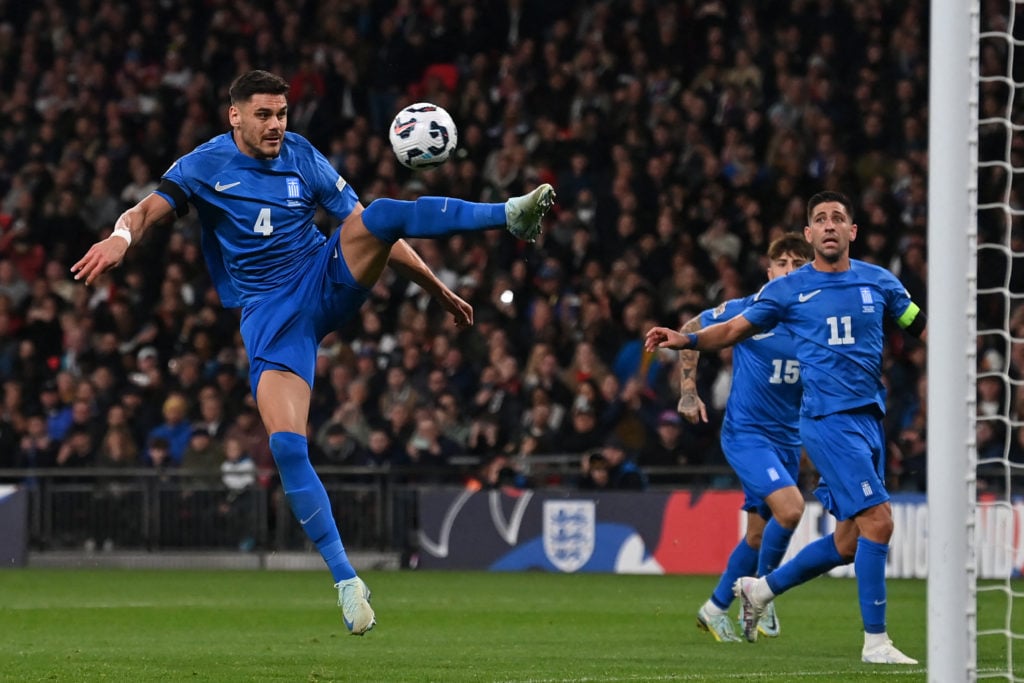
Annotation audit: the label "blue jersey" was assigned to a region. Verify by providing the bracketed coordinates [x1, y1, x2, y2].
[156, 131, 359, 308]
[741, 259, 913, 418]
[700, 296, 801, 447]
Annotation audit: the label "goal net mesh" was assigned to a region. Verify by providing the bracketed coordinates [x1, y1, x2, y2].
[976, 2, 1024, 679]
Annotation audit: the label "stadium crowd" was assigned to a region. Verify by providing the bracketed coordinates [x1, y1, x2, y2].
[0, 0, 979, 498]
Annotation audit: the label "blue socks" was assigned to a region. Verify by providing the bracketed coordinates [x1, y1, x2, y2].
[270, 432, 355, 582]
[361, 197, 506, 243]
[765, 533, 845, 596]
[711, 539, 759, 610]
[757, 517, 795, 577]
[760, 533, 889, 634]
[855, 537, 889, 634]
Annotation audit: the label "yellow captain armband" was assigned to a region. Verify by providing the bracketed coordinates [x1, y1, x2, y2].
[897, 302, 926, 337]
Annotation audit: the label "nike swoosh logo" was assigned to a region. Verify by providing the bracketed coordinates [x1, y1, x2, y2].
[299, 508, 321, 525]
[873, 599, 886, 606]
[214, 181, 241, 192]
[751, 332, 775, 340]
[393, 121, 416, 136]
[441, 198, 448, 213]
[798, 289, 822, 302]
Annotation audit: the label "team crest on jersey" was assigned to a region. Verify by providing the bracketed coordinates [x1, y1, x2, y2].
[287, 177, 300, 198]
[859, 287, 875, 313]
[712, 303, 727, 319]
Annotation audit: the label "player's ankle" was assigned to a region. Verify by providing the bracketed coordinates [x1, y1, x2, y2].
[864, 631, 889, 649]
[753, 577, 775, 605]
[703, 599, 726, 616]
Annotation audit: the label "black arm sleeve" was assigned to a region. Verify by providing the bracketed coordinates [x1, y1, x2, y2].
[155, 179, 190, 218]
[904, 311, 927, 338]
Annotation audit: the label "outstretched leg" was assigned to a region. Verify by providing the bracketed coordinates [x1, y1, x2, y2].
[734, 531, 848, 642]
[341, 185, 555, 286]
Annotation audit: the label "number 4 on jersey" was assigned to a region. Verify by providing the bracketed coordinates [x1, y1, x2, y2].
[253, 208, 273, 236]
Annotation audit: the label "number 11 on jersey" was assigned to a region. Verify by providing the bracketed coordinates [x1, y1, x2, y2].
[826, 316, 855, 345]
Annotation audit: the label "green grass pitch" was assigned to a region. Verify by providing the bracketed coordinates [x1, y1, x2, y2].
[0, 569, 1019, 682]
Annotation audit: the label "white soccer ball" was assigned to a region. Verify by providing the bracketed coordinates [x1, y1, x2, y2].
[388, 102, 458, 170]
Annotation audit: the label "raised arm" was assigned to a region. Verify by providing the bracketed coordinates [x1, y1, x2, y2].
[386, 239, 473, 328]
[71, 193, 175, 285]
[645, 313, 759, 353]
[676, 315, 708, 424]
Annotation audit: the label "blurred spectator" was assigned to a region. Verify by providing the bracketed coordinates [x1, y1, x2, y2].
[40, 380, 73, 441]
[597, 436, 648, 490]
[889, 427, 927, 493]
[144, 392, 192, 465]
[180, 428, 225, 483]
[313, 423, 366, 466]
[0, 258, 29, 308]
[520, 387, 563, 455]
[194, 386, 230, 439]
[562, 341, 610, 394]
[405, 415, 460, 471]
[15, 412, 58, 469]
[466, 414, 509, 459]
[577, 451, 611, 490]
[639, 410, 690, 468]
[559, 398, 607, 455]
[93, 424, 140, 549]
[327, 376, 373, 446]
[221, 436, 257, 491]
[433, 389, 470, 448]
[363, 426, 404, 469]
[55, 426, 98, 474]
[96, 425, 140, 470]
[218, 435, 257, 551]
[223, 407, 273, 484]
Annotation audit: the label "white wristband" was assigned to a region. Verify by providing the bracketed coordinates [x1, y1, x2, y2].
[111, 226, 132, 246]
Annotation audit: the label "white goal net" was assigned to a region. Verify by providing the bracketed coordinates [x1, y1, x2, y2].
[932, 1, 1024, 681]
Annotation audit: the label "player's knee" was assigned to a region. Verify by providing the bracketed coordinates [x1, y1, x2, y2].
[775, 505, 804, 530]
[269, 431, 308, 467]
[833, 536, 857, 561]
[862, 517, 894, 543]
[768, 489, 804, 529]
[360, 198, 404, 243]
[856, 504, 894, 542]
[745, 529, 764, 548]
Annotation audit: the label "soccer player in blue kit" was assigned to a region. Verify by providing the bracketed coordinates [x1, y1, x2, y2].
[678, 234, 814, 643]
[72, 70, 555, 636]
[646, 191, 925, 665]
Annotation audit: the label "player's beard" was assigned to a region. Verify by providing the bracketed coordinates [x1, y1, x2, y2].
[238, 128, 281, 159]
[815, 235, 845, 263]
[817, 246, 842, 263]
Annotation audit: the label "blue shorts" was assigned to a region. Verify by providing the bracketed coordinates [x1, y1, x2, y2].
[721, 425, 802, 520]
[800, 409, 889, 521]
[239, 229, 369, 397]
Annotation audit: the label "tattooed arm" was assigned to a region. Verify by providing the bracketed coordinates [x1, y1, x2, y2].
[677, 315, 708, 424]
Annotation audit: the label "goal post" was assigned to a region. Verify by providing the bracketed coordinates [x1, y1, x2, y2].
[927, 0, 979, 681]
